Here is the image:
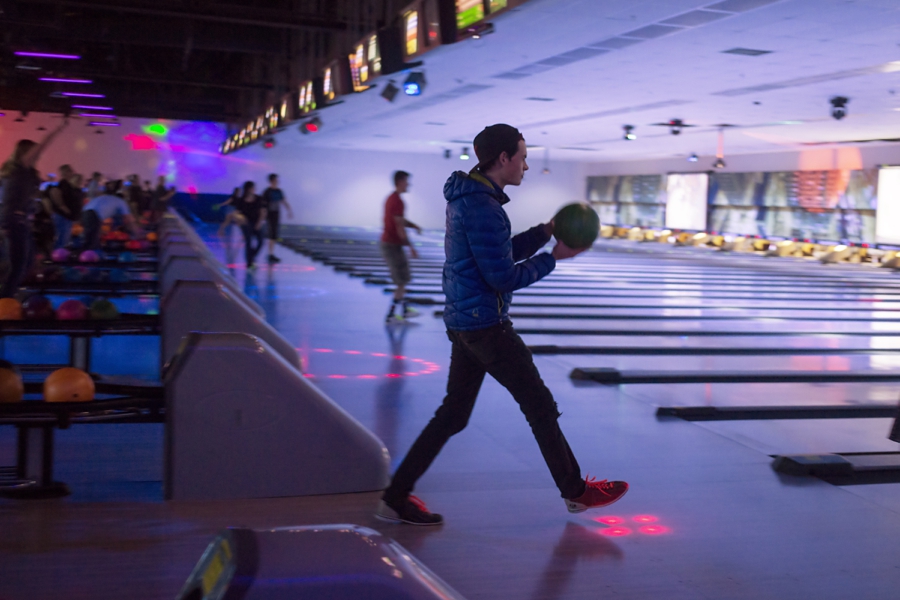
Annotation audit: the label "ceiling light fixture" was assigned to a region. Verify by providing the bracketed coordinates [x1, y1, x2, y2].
[78, 113, 117, 118]
[71, 105, 112, 110]
[381, 81, 399, 102]
[830, 96, 849, 120]
[89, 121, 120, 127]
[403, 72, 426, 96]
[444, 149, 451, 159]
[688, 153, 699, 162]
[623, 125, 636, 140]
[299, 117, 322, 134]
[15, 51, 80, 60]
[61, 92, 105, 98]
[39, 77, 92, 84]
[713, 128, 726, 169]
[460, 147, 470, 160]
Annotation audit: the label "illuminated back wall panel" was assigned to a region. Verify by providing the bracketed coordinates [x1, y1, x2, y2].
[665, 173, 708, 231]
[876, 167, 900, 245]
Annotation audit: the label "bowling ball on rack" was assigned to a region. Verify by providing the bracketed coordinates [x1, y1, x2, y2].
[57, 299, 89, 320]
[43, 367, 95, 402]
[22, 295, 55, 320]
[79, 249, 101, 263]
[51, 248, 71, 262]
[125, 240, 141, 250]
[89, 298, 120, 320]
[0, 360, 24, 403]
[108, 268, 131, 284]
[146, 232, 158, 242]
[62, 266, 85, 283]
[118, 251, 136, 263]
[553, 203, 600, 249]
[0, 298, 22, 320]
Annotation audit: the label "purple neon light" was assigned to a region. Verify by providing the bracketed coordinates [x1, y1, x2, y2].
[40, 77, 92, 84]
[71, 105, 113, 110]
[79, 113, 118, 118]
[61, 92, 105, 98]
[15, 51, 80, 60]
[89, 121, 120, 127]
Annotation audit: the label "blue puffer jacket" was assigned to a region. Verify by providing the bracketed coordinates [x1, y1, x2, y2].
[442, 170, 555, 331]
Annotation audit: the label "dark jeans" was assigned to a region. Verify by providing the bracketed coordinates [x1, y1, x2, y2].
[0, 216, 33, 299]
[383, 321, 585, 505]
[241, 223, 264, 266]
[81, 210, 101, 250]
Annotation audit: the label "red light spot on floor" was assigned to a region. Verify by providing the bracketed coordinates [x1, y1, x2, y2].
[639, 525, 670, 535]
[394, 355, 407, 360]
[314, 348, 333, 353]
[385, 373, 401, 378]
[327, 374, 347, 379]
[304, 373, 315, 378]
[595, 516, 624, 525]
[371, 352, 387, 357]
[633, 515, 658, 523]
[357, 374, 377, 379]
[598, 527, 632, 537]
[345, 350, 361, 354]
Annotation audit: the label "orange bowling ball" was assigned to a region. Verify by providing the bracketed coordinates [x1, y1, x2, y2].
[0, 366, 24, 403]
[146, 232, 158, 242]
[71, 223, 84, 237]
[43, 367, 95, 403]
[0, 298, 22, 320]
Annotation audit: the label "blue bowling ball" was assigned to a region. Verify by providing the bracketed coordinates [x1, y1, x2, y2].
[118, 251, 136, 264]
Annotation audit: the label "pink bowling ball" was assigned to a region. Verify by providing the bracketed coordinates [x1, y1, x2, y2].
[56, 299, 89, 321]
[51, 248, 70, 262]
[78, 250, 100, 263]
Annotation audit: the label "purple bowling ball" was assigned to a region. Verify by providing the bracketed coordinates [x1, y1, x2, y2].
[79, 250, 101, 263]
[51, 248, 70, 262]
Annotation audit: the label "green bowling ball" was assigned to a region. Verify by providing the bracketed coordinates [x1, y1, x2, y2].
[89, 298, 120, 320]
[553, 203, 600, 249]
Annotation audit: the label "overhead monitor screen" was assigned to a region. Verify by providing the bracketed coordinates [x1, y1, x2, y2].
[323, 67, 333, 101]
[368, 34, 381, 76]
[405, 10, 419, 56]
[665, 173, 709, 231]
[456, 0, 485, 30]
[877, 166, 900, 245]
[490, 0, 508, 11]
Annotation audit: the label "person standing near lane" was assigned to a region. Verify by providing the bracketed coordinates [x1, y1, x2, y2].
[376, 124, 628, 526]
[234, 181, 267, 270]
[48, 164, 84, 249]
[0, 118, 68, 298]
[262, 173, 294, 264]
[381, 170, 422, 323]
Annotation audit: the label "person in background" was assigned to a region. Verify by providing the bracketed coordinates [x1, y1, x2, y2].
[39, 173, 56, 193]
[151, 175, 176, 221]
[126, 174, 144, 217]
[215, 187, 247, 265]
[86, 172, 103, 199]
[0, 118, 68, 297]
[261, 173, 294, 264]
[234, 181, 266, 270]
[81, 180, 142, 249]
[380, 170, 422, 323]
[48, 164, 84, 249]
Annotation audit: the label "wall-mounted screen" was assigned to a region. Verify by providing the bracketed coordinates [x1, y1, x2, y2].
[877, 166, 900, 245]
[298, 80, 317, 115]
[456, 0, 484, 30]
[349, 42, 370, 92]
[405, 9, 419, 56]
[665, 173, 708, 231]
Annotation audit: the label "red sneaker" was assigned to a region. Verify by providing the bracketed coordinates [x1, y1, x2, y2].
[565, 476, 629, 513]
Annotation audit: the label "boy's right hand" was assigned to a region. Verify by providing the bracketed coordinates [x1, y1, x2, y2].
[551, 240, 589, 260]
[409, 246, 419, 259]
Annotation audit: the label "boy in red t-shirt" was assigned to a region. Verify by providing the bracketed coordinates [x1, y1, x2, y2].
[381, 170, 421, 322]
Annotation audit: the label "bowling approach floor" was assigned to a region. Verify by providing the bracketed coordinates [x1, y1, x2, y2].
[2, 225, 900, 599]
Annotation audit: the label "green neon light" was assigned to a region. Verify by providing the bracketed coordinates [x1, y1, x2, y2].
[143, 123, 169, 136]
